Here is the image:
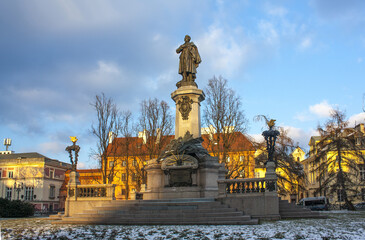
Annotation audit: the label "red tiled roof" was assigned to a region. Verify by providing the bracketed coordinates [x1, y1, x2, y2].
[106, 132, 255, 157]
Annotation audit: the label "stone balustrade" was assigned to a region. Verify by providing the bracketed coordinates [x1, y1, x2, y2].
[218, 178, 277, 197]
[67, 184, 116, 200]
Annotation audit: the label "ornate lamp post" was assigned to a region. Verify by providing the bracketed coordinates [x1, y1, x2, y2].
[262, 119, 280, 163]
[65, 137, 81, 200]
[14, 181, 24, 200]
[262, 119, 280, 192]
[65, 136, 80, 171]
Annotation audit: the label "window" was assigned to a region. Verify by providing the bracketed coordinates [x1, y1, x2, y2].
[132, 173, 137, 182]
[6, 187, 12, 200]
[122, 161, 127, 167]
[8, 171, 13, 178]
[122, 173, 126, 181]
[359, 164, 365, 181]
[109, 161, 114, 167]
[254, 172, 260, 178]
[121, 189, 126, 195]
[0, 170, 2, 178]
[132, 160, 137, 167]
[297, 157, 300, 162]
[337, 189, 345, 202]
[49, 170, 54, 179]
[49, 185, 55, 199]
[25, 187, 34, 201]
[240, 156, 245, 162]
[226, 157, 230, 163]
[356, 137, 361, 145]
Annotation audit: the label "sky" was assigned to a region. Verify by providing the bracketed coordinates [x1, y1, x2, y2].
[1, 0, 365, 169]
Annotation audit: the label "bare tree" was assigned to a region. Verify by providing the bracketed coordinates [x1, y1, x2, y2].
[91, 93, 121, 184]
[310, 109, 365, 210]
[203, 76, 248, 166]
[138, 98, 173, 159]
[274, 128, 306, 200]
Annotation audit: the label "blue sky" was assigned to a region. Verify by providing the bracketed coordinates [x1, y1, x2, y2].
[1, 0, 365, 168]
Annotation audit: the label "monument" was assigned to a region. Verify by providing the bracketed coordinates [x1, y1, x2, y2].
[143, 35, 225, 199]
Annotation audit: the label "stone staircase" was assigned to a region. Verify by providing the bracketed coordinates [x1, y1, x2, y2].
[279, 200, 327, 219]
[56, 198, 258, 225]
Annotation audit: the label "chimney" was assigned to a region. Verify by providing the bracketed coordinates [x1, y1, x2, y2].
[138, 130, 148, 144]
[355, 123, 365, 133]
[108, 132, 116, 144]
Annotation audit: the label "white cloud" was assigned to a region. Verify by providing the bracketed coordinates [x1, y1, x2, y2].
[299, 36, 312, 50]
[309, 100, 334, 118]
[38, 141, 65, 155]
[250, 134, 264, 143]
[264, 4, 288, 17]
[196, 25, 253, 77]
[258, 20, 279, 45]
[348, 112, 365, 126]
[281, 125, 319, 148]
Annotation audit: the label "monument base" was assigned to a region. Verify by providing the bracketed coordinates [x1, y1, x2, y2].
[144, 157, 225, 200]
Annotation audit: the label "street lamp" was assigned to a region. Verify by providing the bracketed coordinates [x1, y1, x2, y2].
[13, 181, 24, 200]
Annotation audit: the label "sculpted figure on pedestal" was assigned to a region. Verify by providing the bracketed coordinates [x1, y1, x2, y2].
[176, 35, 201, 88]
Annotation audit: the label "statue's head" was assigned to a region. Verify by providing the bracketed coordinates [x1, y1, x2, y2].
[184, 35, 191, 43]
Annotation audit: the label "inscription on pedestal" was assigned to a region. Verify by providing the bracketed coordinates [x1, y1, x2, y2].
[168, 169, 192, 187]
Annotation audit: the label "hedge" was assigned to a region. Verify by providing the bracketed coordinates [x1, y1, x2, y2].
[0, 198, 35, 217]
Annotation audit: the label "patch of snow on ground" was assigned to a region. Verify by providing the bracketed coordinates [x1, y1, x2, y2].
[0, 211, 364, 239]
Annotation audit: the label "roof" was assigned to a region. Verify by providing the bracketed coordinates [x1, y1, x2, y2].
[0, 152, 48, 160]
[106, 132, 255, 157]
[0, 152, 71, 169]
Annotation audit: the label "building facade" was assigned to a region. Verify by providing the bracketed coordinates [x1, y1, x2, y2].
[302, 123, 365, 205]
[0, 152, 71, 212]
[103, 131, 256, 199]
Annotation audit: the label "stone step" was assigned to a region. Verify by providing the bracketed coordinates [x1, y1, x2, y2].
[73, 211, 246, 219]
[57, 218, 259, 225]
[59, 215, 258, 225]
[279, 200, 327, 219]
[103, 201, 224, 208]
[83, 207, 238, 215]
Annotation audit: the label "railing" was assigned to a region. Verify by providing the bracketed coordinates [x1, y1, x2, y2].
[218, 178, 276, 197]
[67, 184, 115, 200]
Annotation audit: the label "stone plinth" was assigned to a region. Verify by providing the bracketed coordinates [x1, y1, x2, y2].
[171, 85, 205, 139]
[144, 157, 224, 200]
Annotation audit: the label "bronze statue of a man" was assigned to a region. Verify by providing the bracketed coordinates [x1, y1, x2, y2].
[176, 35, 201, 87]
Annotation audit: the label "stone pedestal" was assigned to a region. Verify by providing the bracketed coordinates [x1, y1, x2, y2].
[171, 85, 205, 138]
[64, 171, 80, 217]
[144, 157, 224, 200]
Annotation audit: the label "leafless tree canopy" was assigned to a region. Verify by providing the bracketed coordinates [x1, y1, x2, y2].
[138, 98, 173, 159]
[203, 76, 248, 163]
[91, 93, 121, 184]
[310, 109, 365, 210]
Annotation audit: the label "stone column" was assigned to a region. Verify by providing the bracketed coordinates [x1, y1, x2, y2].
[171, 85, 205, 139]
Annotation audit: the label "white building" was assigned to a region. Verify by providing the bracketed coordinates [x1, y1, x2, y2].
[0, 152, 71, 212]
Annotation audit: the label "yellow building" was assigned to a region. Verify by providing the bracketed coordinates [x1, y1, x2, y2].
[0, 152, 71, 212]
[254, 147, 306, 203]
[302, 123, 365, 204]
